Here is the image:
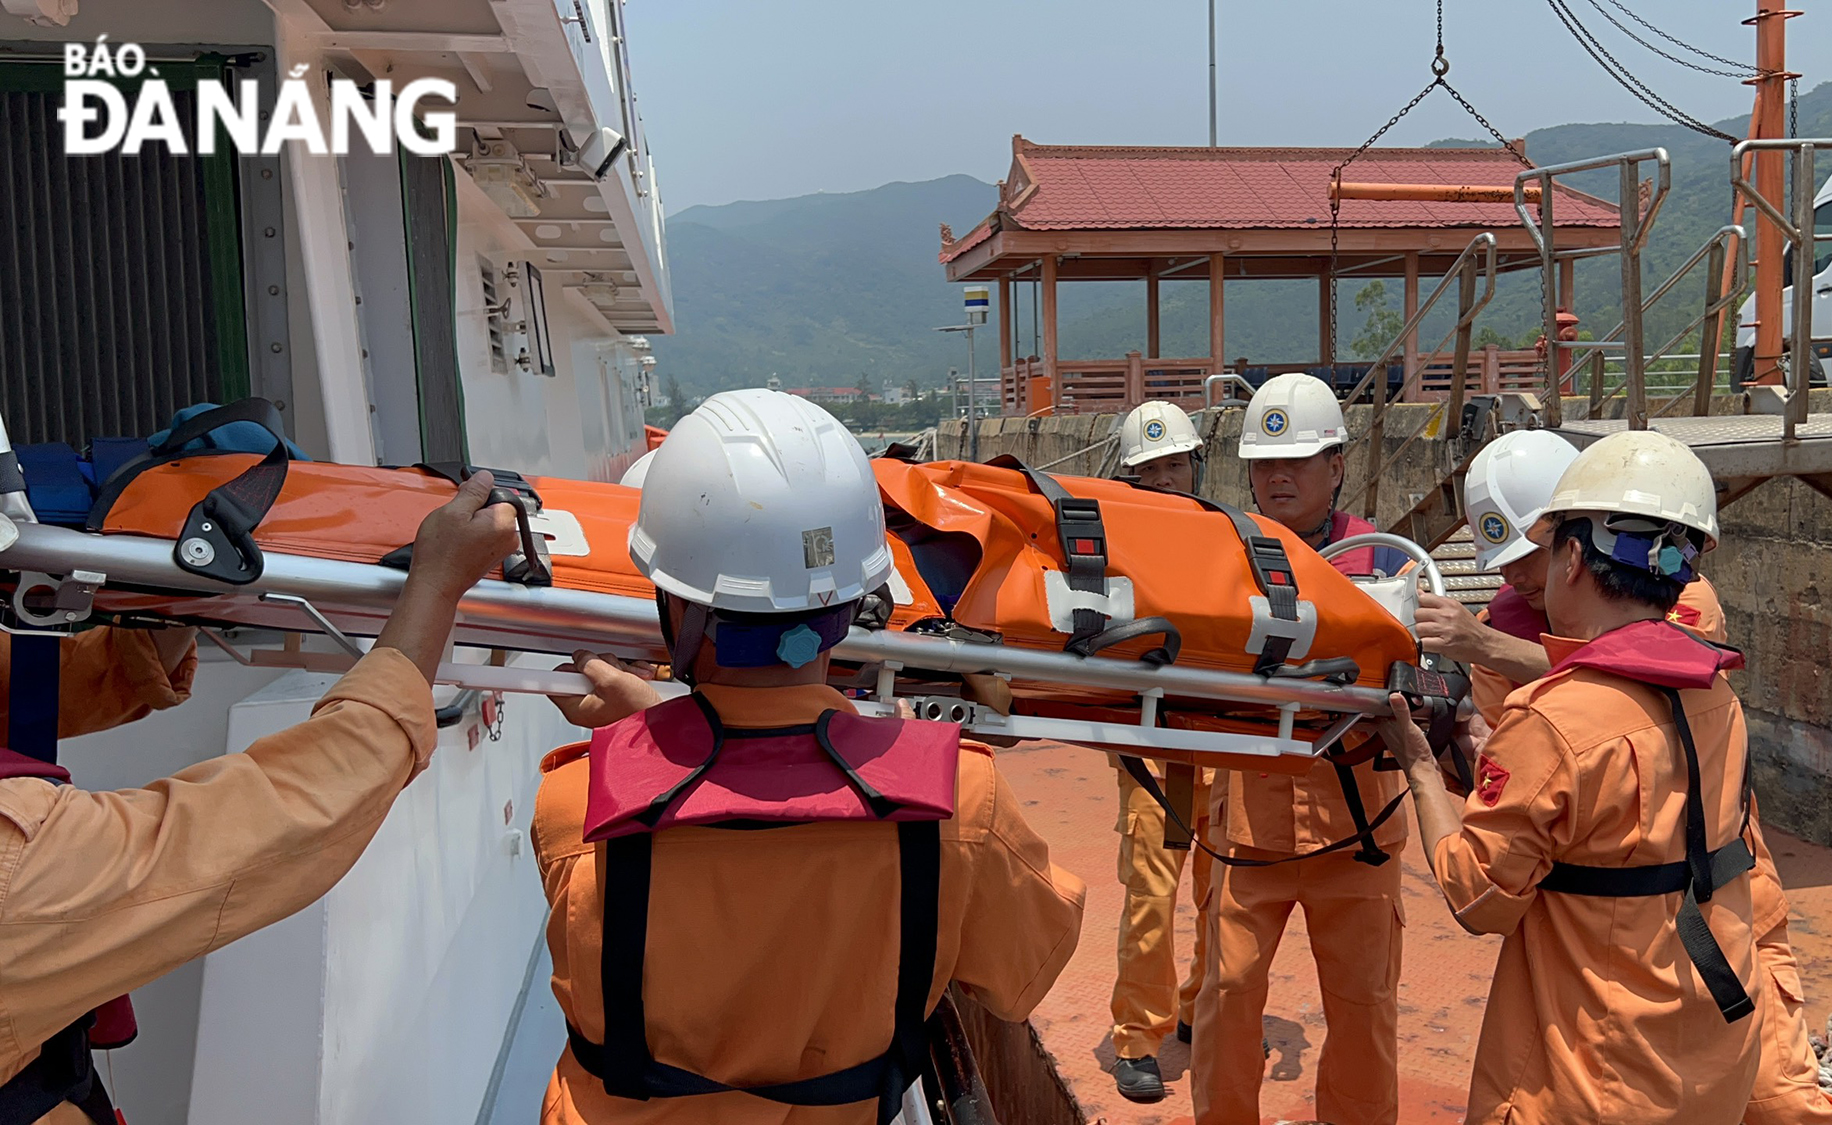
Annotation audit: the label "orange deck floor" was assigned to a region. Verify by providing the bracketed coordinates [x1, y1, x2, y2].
[996, 741, 1832, 1125]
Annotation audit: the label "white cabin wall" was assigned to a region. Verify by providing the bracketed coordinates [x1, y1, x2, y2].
[451, 170, 646, 479]
[187, 658, 578, 1125]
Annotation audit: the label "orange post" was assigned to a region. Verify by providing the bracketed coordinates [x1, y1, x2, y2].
[1745, 2, 1802, 385]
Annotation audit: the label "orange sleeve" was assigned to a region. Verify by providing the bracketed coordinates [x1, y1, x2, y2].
[0, 648, 432, 1052]
[950, 751, 1086, 1022]
[0, 628, 198, 740]
[1431, 705, 1578, 935]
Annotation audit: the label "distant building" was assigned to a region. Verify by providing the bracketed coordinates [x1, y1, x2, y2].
[785, 386, 873, 404]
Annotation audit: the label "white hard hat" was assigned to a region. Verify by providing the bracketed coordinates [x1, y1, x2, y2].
[1465, 430, 1581, 571]
[1119, 401, 1202, 467]
[1238, 373, 1348, 460]
[629, 389, 894, 614]
[619, 449, 656, 489]
[1528, 429, 1719, 570]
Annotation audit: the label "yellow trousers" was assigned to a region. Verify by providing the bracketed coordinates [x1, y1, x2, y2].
[1747, 917, 1832, 1124]
[1110, 763, 1212, 1059]
[1192, 843, 1404, 1125]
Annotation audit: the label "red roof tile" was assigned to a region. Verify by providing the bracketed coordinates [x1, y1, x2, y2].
[940, 136, 1620, 262]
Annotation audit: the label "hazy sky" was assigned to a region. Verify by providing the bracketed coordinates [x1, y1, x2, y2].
[622, 0, 1828, 213]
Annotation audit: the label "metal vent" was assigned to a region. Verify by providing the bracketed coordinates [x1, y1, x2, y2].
[479, 256, 507, 374]
[0, 64, 248, 446]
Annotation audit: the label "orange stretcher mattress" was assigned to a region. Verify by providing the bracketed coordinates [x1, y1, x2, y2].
[80, 450, 1419, 763]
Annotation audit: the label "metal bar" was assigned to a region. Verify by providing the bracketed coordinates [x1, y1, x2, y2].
[1332, 181, 1542, 204]
[1620, 159, 1647, 430]
[1788, 143, 1814, 436]
[1446, 257, 1477, 431]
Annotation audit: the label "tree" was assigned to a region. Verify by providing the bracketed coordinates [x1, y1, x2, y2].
[856, 372, 871, 400]
[1474, 326, 1516, 351]
[662, 373, 686, 427]
[903, 378, 920, 400]
[1350, 281, 1406, 360]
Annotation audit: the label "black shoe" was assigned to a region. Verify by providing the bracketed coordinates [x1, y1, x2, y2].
[1113, 1056, 1167, 1103]
[1176, 1020, 1193, 1044]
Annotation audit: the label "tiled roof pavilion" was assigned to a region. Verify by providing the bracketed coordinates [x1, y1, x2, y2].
[938, 136, 1624, 415]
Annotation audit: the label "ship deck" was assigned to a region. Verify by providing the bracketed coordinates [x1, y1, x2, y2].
[996, 739, 1832, 1125]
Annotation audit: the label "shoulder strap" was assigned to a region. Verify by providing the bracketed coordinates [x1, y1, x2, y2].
[1537, 686, 1755, 1023]
[7, 633, 61, 764]
[577, 820, 941, 1122]
[0, 1020, 116, 1125]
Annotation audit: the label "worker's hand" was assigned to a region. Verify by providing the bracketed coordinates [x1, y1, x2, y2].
[551, 649, 663, 729]
[1376, 692, 1438, 775]
[960, 672, 1012, 716]
[403, 471, 521, 605]
[1414, 593, 1496, 665]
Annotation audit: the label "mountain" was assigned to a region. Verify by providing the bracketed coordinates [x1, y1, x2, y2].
[651, 85, 1832, 397]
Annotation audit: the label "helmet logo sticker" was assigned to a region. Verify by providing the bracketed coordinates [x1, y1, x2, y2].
[1261, 409, 1289, 437]
[802, 526, 835, 568]
[1479, 513, 1511, 544]
[1143, 419, 1165, 441]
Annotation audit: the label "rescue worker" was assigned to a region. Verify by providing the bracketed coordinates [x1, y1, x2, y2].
[533, 389, 1086, 1125]
[1107, 401, 1212, 1102]
[0, 474, 519, 1125]
[1192, 372, 1409, 1125]
[1413, 428, 1722, 727]
[1381, 431, 1761, 1123]
[1414, 429, 1832, 1123]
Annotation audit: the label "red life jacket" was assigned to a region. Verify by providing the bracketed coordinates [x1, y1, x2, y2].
[571, 694, 961, 1124]
[584, 694, 960, 841]
[1537, 619, 1756, 1023]
[0, 750, 133, 1125]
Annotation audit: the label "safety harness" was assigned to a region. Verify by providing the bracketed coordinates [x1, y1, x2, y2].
[1534, 620, 1756, 1023]
[566, 694, 958, 1123]
[0, 735, 126, 1125]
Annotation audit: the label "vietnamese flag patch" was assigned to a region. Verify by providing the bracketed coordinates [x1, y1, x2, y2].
[1475, 754, 1511, 807]
[1668, 603, 1702, 628]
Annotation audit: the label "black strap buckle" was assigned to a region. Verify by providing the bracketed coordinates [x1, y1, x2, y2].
[1245, 535, 1296, 597]
[1055, 497, 1105, 560]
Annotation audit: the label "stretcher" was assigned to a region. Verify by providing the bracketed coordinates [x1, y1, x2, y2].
[0, 400, 1458, 772]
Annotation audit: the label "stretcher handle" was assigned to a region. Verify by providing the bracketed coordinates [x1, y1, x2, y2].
[487, 486, 553, 587]
[1318, 533, 1446, 595]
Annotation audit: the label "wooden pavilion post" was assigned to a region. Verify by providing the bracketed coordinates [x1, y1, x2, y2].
[1403, 251, 1420, 379]
[1558, 258, 1575, 316]
[1042, 255, 1060, 409]
[1208, 254, 1225, 376]
[998, 276, 1014, 368]
[1146, 261, 1161, 359]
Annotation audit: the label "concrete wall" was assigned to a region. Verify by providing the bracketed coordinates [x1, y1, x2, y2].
[939, 392, 1832, 844]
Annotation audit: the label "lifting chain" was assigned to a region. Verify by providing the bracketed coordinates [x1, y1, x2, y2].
[1327, 0, 1531, 385]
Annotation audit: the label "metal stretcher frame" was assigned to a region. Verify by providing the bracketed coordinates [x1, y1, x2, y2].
[0, 402, 1433, 768]
[0, 516, 1414, 768]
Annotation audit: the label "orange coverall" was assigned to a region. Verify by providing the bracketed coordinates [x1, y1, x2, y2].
[1191, 551, 1409, 1125]
[1435, 634, 1760, 1123]
[1109, 759, 1212, 1059]
[1467, 580, 1831, 1121]
[0, 649, 436, 1125]
[533, 681, 1087, 1125]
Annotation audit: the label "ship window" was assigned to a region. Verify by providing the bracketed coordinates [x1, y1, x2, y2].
[0, 57, 251, 446]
